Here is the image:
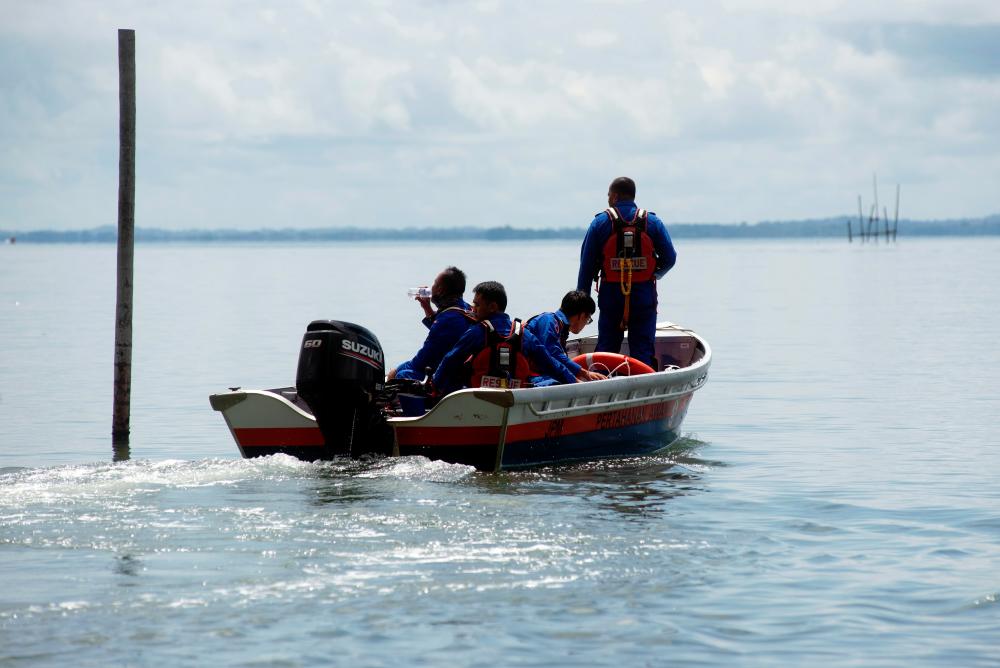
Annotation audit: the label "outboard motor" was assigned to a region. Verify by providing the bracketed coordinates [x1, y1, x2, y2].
[295, 320, 391, 458]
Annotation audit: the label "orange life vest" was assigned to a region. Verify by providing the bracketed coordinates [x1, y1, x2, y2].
[466, 319, 534, 389]
[600, 207, 656, 283]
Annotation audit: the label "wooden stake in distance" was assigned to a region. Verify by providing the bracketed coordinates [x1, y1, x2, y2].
[868, 203, 877, 243]
[893, 184, 900, 242]
[113, 29, 135, 449]
[857, 195, 864, 243]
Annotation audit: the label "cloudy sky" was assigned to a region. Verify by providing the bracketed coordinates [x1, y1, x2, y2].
[2, 0, 999, 231]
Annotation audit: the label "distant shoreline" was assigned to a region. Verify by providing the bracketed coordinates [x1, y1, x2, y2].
[3, 215, 999, 243]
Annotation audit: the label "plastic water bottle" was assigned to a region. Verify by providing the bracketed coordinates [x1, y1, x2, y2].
[407, 287, 432, 299]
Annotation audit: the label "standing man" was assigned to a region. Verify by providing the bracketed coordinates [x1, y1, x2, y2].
[525, 290, 605, 386]
[577, 177, 677, 367]
[388, 266, 474, 381]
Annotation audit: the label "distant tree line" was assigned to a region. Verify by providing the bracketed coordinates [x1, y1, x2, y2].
[3, 215, 999, 243]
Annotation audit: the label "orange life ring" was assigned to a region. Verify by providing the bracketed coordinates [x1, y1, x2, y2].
[571, 352, 655, 377]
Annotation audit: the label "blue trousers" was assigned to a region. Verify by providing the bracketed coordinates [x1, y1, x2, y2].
[596, 286, 658, 366]
[393, 361, 426, 381]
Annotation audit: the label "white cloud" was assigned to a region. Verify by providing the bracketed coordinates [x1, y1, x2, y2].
[698, 55, 736, 100]
[0, 0, 998, 231]
[575, 30, 619, 49]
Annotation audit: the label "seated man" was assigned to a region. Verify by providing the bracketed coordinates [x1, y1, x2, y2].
[525, 290, 605, 386]
[388, 266, 474, 381]
[432, 281, 578, 397]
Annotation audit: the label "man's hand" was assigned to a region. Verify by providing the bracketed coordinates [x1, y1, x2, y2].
[576, 368, 606, 382]
[414, 288, 434, 319]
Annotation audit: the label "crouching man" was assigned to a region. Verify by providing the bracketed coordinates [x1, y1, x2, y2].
[431, 281, 577, 396]
[526, 290, 605, 386]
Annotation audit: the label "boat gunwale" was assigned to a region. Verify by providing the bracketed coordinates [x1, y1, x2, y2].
[210, 387, 316, 421]
[389, 328, 711, 426]
[212, 325, 711, 430]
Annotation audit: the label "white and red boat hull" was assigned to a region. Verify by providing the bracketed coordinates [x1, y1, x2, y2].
[210, 323, 710, 471]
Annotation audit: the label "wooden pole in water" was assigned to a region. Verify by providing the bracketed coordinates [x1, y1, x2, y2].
[871, 173, 880, 244]
[846, 217, 853, 243]
[893, 183, 900, 241]
[113, 29, 135, 448]
[873, 173, 879, 223]
[860, 196, 867, 242]
[883, 206, 890, 242]
[868, 203, 877, 243]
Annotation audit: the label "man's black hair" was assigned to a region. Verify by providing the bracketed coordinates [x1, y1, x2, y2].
[609, 176, 636, 200]
[560, 290, 596, 318]
[439, 266, 466, 298]
[474, 281, 507, 313]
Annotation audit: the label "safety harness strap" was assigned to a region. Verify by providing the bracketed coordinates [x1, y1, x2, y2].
[615, 209, 647, 330]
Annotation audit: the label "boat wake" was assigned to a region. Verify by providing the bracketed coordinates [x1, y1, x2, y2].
[0, 454, 478, 505]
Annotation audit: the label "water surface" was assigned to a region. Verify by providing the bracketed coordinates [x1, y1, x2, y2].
[2, 238, 999, 666]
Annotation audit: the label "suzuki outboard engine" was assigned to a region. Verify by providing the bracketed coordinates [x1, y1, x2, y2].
[295, 320, 392, 458]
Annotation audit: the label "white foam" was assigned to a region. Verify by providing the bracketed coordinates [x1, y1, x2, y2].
[355, 455, 475, 482]
[0, 456, 331, 506]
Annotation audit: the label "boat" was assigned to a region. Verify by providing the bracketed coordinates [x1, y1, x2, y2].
[209, 320, 711, 472]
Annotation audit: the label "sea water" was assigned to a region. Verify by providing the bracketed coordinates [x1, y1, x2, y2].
[1, 238, 999, 666]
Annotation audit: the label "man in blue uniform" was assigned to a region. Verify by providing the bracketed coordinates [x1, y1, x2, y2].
[432, 281, 578, 397]
[525, 290, 605, 386]
[389, 266, 474, 381]
[577, 177, 677, 367]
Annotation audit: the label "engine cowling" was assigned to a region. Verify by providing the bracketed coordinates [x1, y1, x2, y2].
[295, 320, 390, 457]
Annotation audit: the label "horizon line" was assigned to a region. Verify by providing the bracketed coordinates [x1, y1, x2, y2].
[4, 211, 1000, 236]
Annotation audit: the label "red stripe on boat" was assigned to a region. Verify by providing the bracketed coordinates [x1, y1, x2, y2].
[505, 396, 691, 442]
[394, 426, 502, 447]
[393, 396, 691, 447]
[234, 427, 325, 447]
